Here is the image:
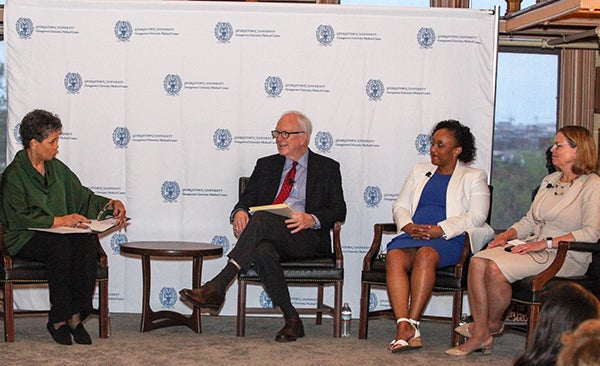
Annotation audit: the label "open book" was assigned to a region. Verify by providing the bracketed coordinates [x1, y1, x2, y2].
[249, 203, 293, 218]
[29, 217, 125, 234]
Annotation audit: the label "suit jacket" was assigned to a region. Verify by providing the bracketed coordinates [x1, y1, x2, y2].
[392, 161, 494, 253]
[232, 149, 347, 254]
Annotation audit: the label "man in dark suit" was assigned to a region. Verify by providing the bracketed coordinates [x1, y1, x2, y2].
[180, 111, 346, 342]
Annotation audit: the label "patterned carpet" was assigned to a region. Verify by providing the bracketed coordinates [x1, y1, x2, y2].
[0, 313, 524, 365]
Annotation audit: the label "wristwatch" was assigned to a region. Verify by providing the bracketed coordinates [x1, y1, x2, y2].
[546, 237, 553, 249]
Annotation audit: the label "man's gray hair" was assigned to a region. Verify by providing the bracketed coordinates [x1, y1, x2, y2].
[282, 110, 312, 141]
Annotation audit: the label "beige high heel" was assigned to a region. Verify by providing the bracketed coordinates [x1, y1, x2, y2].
[454, 322, 504, 338]
[444, 336, 494, 356]
[388, 318, 422, 353]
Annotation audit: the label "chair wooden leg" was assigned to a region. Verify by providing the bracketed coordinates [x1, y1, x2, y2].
[526, 303, 540, 348]
[451, 289, 463, 347]
[316, 284, 324, 325]
[3, 283, 15, 342]
[98, 279, 110, 338]
[358, 282, 371, 339]
[236, 279, 247, 337]
[333, 280, 343, 338]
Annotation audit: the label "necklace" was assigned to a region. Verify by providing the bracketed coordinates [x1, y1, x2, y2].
[554, 173, 577, 195]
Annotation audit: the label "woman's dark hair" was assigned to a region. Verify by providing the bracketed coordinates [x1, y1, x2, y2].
[513, 282, 600, 366]
[431, 119, 476, 163]
[19, 109, 62, 148]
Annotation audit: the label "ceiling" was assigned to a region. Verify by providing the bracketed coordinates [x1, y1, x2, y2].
[499, 0, 600, 49]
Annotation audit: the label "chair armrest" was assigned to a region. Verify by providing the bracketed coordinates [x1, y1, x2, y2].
[332, 221, 344, 269]
[362, 223, 397, 271]
[0, 227, 14, 269]
[453, 233, 473, 278]
[531, 240, 599, 291]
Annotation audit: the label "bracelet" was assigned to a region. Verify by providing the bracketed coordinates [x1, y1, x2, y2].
[546, 237, 553, 249]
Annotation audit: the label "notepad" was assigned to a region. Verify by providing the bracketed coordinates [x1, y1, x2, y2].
[30, 217, 126, 234]
[248, 203, 293, 218]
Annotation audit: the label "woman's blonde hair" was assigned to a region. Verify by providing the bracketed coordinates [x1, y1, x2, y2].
[558, 126, 598, 175]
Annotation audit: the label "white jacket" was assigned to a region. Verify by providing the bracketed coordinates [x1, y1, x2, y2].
[392, 161, 494, 253]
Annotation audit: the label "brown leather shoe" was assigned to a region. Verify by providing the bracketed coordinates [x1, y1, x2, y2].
[179, 282, 224, 309]
[275, 316, 305, 342]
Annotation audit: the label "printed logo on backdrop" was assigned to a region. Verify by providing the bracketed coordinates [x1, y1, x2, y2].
[259, 291, 274, 308]
[316, 24, 335, 46]
[64, 73, 83, 94]
[159, 287, 177, 309]
[314, 131, 334, 153]
[364, 185, 383, 208]
[264, 76, 283, 98]
[417, 27, 436, 49]
[13, 124, 22, 145]
[112, 127, 131, 148]
[110, 233, 128, 255]
[365, 79, 384, 101]
[213, 129, 233, 151]
[415, 133, 431, 155]
[211, 235, 231, 255]
[161, 181, 181, 202]
[16, 18, 34, 39]
[369, 293, 379, 312]
[164, 74, 183, 96]
[214, 22, 233, 43]
[114, 20, 133, 42]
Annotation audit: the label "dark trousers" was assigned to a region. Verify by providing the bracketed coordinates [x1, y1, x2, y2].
[16, 232, 98, 324]
[228, 211, 321, 309]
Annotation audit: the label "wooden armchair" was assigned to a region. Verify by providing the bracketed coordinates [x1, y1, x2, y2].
[236, 177, 344, 337]
[510, 240, 600, 347]
[0, 224, 110, 342]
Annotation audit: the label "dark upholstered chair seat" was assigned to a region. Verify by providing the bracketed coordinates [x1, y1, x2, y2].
[509, 240, 600, 347]
[362, 259, 464, 290]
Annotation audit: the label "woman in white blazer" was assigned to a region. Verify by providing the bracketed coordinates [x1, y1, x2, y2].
[446, 126, 600, 357]
[386, 120, 494, 353]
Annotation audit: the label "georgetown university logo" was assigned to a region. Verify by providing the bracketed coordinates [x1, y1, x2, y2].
[161, 181, 181, 202]
[64, 72, 83, 94]
[363, 185, 382, 208]
[214, 22, 233, 43]
[114, 20, 133, 42]
[264, 76, 283, 97]
[417, 27, 436, 49]
[16, 17, 34, 39]
[112, 127, 131, 148]
[365, 79, 384, 101]
[110, 233, 128, 255]
[211, 235, 230, 255]
[369, 292, 379, 312]
[159, 287, 177, 309]
[13, 124, 22, 144]
[415, 133, 431, 155]
[315, 24, 335, 46]
[314, 131, 333, 153]
[213, 129, 232, 151]
[163, 74, 183, 96]
[259, 291, 273, 308]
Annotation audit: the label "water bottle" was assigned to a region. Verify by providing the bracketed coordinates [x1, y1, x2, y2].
[341, 302, 352, 337]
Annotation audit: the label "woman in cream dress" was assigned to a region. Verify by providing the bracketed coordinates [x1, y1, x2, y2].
[445, 126, 600, 357]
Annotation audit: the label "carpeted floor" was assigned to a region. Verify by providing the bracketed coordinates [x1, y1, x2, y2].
[0, 313, 524, 365]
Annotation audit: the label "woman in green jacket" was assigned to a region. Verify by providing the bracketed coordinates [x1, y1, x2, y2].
[0, 109, 127, 345]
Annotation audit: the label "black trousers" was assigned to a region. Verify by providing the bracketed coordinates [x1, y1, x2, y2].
[228, 211, 321, 309]
[16, 232, 98, 324]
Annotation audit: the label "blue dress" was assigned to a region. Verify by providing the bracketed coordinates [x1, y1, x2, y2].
[386, 172, 465, 268]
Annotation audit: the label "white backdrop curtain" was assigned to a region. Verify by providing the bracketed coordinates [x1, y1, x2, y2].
[5, 0, 498, 319]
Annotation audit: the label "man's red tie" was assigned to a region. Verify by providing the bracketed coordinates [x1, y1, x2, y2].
[272, 161, 298, 204]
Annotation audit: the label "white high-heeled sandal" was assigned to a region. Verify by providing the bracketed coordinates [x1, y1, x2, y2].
[388, 318, 423, 353]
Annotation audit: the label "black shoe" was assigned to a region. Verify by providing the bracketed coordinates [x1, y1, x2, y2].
[47, 322, 72, 345]
[275, 316, 305, 342]
[70, 323, 92, 345]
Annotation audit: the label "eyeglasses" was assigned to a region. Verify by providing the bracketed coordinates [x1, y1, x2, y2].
[97, 202, 112, 221]
[551, 142, 576, 149]
[271, 130, 305, 139]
